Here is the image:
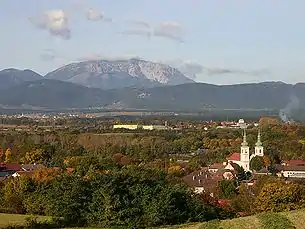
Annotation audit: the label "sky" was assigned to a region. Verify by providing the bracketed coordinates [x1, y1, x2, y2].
[1, 0, 305, 85]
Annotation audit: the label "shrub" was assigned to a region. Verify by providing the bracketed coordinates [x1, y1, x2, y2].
[257, 212, 295, 229]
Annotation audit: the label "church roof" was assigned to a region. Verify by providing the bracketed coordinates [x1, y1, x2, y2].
[227, 153, 240, 161]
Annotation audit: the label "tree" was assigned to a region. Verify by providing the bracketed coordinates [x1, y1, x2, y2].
[32, 168, 61, 183]
[3, 176, 36, 214]
[250, 156, 265, 171]
[44, 174, 90, 225]
[263, 156, 271, 167]
[218, 180, 237, 199]
[231, 184, 255, 213]
[5, 148, 12, 163]
[0, 148, 3, 162]
[254, 181, 305, 213]
[167, 165, 184, 177]
[21, 149, 45, 164]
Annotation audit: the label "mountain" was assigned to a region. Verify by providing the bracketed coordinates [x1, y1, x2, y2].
[45, 59, 195, 90]
[0, 79, 109, 108]
[102, 81, 298, 110]
[0, 69, 43, 89]
[0, 80, 304, 112]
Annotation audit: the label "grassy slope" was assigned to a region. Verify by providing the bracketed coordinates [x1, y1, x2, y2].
[160, 209, 305, 229]
[0, 214, 49, 228]
[1, 210, 305, 228]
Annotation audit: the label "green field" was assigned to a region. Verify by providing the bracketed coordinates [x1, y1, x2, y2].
[1, 210, 305, 228]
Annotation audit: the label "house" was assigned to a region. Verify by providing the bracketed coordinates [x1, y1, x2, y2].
[182, 167, 233, 196]
[182, 169, 215, 194]
[281, 160, 305, 167]
[216, 169, 236, 180]
[3, 163, 21, 172]
[279, 166, 305, 178]
[208, 163, 224, 173]
[255, 167, 270, 175]
[21, 164, 45, 172]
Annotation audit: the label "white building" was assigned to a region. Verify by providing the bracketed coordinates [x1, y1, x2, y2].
[227, 129, 264, 172]
[280, 166, 305, 178]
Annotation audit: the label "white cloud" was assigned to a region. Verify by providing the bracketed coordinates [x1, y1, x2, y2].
[86, 8, 112, 22]
[153, 21, 184, 42]
[122, 20, 184, 42]
[29, 10, 71, 40]
[166, 60, 269, 79]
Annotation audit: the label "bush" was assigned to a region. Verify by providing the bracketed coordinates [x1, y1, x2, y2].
[257, 212, 295, 229]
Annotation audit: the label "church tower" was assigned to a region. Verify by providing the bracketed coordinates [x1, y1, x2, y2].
[240, 129, 250, 171]
[254, 129, 264, 157]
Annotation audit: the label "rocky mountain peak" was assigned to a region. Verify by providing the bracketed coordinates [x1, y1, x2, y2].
[45, 59, 194, 89]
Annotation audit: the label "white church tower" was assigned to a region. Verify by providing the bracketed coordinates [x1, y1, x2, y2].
[254, 129, 264, 157]
[240, 129, 250, 171]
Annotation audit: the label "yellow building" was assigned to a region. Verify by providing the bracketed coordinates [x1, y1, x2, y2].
[113, 124, 167, 130]
[142, 125, 167, 130]
[113, 124, 139, 130]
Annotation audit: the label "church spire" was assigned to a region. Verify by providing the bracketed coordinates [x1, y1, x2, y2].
[256, 129, 262, 147]
[241, 129, 248, 147]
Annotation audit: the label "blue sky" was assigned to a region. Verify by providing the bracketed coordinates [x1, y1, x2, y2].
[1, 0, 305, 84]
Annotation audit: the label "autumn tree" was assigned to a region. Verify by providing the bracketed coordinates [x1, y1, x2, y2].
[250, 156, 265, 171]
[21, 149, 45, 164]
[263, 156, 271, 167]
[167, 165, 184, 177]
[5, 148, 12, 163]
[32, 168, 61, 183]
[0, 148, 3, 162]
[3, 176, 36, 214]
[254, 181, 305, 212]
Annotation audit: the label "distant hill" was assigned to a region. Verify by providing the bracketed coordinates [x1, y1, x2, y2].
[0, 79, 108, 108]
[0, 68, 43, 89]
[45, 59, 194, 90]
[0, 80, 304, 113]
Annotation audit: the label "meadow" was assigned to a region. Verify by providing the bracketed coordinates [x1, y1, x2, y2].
[1, 210, 305, 229]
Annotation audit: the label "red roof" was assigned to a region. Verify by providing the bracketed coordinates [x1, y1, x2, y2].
[4, 163, 21, 171]
[66, 168, 74, 173]
[227, 153, 240, 161]
[287, 160, 305, 166]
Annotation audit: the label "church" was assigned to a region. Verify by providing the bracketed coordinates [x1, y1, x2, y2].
[226, 130, 264, 172]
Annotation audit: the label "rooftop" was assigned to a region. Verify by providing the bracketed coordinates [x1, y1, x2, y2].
[227, 153, 240, 161]
[282, 166, 305, 172]
[285, 160, 305, 166]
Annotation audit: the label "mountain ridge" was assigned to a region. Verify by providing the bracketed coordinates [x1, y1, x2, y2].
[0, 80, 303, 113]
[45, 59, 195, 89]
[0, 68, 43, 89]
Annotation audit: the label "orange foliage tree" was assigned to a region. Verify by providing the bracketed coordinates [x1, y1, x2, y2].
[32, 168, 61, 183]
